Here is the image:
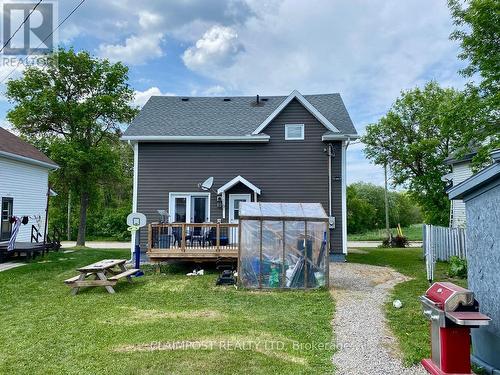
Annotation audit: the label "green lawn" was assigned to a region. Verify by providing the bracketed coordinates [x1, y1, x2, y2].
[347, 224, 423, 241]
[0, 249, 334, 374]
[348, 248, 466, 365]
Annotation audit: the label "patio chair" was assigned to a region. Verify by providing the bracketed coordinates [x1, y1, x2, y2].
[172, 227, 182, 247]
[190, 226, 205, 247]
[205, 227, 229, 247]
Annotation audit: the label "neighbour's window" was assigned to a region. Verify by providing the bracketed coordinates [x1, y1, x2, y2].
[285, 124, 305, 140]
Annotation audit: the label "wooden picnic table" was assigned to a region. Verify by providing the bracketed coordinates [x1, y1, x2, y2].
[64, 259, 139, 295]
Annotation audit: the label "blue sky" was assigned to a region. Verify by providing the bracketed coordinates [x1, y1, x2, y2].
[0, 0, 469, 186]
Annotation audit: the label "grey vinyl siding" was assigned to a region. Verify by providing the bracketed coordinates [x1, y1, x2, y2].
[136, 99, 343, 253]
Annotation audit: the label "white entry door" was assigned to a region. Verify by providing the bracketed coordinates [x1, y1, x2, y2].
[229, 194, 251, 243]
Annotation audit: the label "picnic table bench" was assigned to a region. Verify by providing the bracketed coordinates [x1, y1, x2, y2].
[64, 259, 139, 295]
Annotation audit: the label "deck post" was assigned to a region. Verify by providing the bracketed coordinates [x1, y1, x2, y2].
[148, 224, 152, 251]
[282, 220, 286, 288]
[259, 220, 263, 289]
[216, 223, 220, 251]
[304, 220, 308, 289]
[181, 224, 186, 252]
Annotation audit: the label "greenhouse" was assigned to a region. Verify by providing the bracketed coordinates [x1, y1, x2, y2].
[238, 202, 329, 289]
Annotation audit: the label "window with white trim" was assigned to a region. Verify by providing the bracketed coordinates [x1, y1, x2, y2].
[285, 124, 305, 140]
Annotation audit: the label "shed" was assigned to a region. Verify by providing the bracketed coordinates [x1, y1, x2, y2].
[448, 150, 500, 373]
[238, 202, 329, 289]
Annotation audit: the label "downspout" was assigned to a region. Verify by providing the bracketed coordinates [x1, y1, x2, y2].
[328, 144, 332, 217]
[342, 137, 351, 256]
[128, 140, 138, 262]
[327, 144, 334, 259]
[327, 138, 351, 260]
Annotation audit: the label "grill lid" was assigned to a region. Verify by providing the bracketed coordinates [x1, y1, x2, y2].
[425, 282, 474, 311]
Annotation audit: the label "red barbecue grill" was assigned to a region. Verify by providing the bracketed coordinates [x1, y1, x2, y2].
[420, 282, 491, 375]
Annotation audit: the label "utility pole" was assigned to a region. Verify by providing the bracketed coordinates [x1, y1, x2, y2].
[67, 190, 71, 241]
[384, 162, 391, 240]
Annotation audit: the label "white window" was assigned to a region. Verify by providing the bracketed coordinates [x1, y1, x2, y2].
[285, 124, 305, 140]
[169, 193, 210, 223]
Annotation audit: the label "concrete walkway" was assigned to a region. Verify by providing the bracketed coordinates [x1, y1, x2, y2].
[61, 241, 130, 249]
[0, 262, 26, 272]
[330, 262, 426, 375]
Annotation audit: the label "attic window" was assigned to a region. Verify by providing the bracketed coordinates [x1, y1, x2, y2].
[285, 124, 305, 140]
[181, 98, 189, 101]
[223, 98, 231, 101]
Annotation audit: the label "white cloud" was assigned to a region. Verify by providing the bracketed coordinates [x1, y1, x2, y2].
[98, 11, 165, 65]
[138, 11, 162, 29]
[98, 32, 164, 65]
[203, 85, 227, 96]
[182, 25, 243, 72]
[132, 87, 175, 108]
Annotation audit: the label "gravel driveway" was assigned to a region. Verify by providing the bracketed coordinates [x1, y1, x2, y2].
[330, 262, 426, 375]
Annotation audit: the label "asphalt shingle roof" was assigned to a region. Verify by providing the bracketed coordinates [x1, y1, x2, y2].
[0, 127, 57, 167]
[123, 93, 357, 137]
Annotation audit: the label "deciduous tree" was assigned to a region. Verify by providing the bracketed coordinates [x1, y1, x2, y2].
[362, 82, 484, 225]
[6, 48, 137, 245]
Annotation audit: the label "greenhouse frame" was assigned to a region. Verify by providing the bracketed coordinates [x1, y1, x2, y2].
[238, 202, 329, 289]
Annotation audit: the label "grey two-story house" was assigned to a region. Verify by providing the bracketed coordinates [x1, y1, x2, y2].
[122, 90, 358, 262]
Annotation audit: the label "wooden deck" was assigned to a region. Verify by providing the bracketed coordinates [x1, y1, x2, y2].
[0, 241, 48, 262]
[148, 249, 238, 261]
[148, 223, 239, 261]
[0, 226, 62, 262]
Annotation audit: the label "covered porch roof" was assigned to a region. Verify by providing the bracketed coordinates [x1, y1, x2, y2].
[217, 175, 261, 195]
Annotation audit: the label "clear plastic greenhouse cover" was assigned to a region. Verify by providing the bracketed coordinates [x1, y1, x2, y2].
[239, 202, 327, 219]
[238, 202, 329, 289]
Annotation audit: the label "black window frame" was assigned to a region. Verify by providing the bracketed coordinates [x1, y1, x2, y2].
[1, 197, 14, 241]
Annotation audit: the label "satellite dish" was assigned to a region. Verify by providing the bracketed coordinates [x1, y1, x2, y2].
[199, 177, 214, 191]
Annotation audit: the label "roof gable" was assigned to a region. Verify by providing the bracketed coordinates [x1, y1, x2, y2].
[252, 90, 339, 135]
[0, 127, 58, 169]
[217, 175, 261, 195]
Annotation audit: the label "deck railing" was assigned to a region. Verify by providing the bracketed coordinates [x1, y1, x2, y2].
[148, 223, 239, 252]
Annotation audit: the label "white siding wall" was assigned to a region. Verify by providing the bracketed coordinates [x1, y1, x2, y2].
[453, 162, 473, 185]
[451, 162, 473, 228]
[0, 156, 49, 242]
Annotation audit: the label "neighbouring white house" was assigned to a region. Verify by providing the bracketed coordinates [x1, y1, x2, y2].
[0, 127, 58, 244]
[442, 152, 474, 228]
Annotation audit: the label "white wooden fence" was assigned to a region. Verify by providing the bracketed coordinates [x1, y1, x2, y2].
[423, 224, 467, 261]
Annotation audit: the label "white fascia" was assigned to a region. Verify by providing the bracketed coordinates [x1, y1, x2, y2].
[121, 135, 270, 143]
[0, 150, 59, 170]
[217, 175, 262, 195]
[321, 133, 359, 141]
